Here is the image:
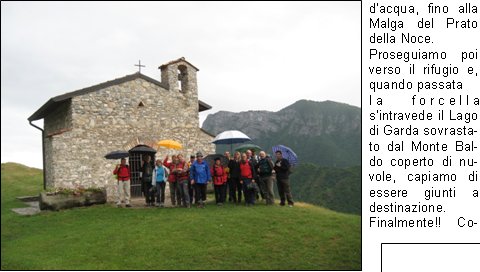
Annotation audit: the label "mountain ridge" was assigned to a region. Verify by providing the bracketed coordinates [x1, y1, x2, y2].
[202, 99, 361, 167]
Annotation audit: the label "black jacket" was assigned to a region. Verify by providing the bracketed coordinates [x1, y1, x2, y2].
[274, 158, 290, 180]
[228, 159, 241, 179]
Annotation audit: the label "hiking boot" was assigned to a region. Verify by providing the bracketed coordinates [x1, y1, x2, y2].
[280, 202, 286, 206]
[125, 204, 132, 208]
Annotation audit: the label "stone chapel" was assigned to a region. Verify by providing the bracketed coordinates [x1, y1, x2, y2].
[28, 57, 215, 200]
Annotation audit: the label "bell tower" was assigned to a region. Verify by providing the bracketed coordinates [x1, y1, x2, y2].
[159, 57, 199, 95]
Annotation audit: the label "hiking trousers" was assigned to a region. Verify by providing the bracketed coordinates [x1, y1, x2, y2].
[195, 183, 207, 204]
[169, 181, 182, 206]
[214, 184, 227, 204]
[143, 179, 155, 205]
[229, 177, 242, 203]
[241, 178, 256, 205]
[116, 180, 131, 205]
[155, 182, 166, 204]
[179, 179, 191, 206]
[260, 175, 275, 205]
[276, 178, 294, 205]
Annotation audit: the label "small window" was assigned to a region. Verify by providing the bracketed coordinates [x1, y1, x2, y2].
[138, 101, 145, 107]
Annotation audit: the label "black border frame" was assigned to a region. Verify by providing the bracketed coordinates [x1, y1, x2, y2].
[381, 243, 480, 272]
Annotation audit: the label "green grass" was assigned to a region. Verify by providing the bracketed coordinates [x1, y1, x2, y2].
[1, 162, 361, 270]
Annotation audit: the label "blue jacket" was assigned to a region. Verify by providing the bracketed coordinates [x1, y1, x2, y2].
[151, 165, 169, 186]
[190, 160, 211, 184]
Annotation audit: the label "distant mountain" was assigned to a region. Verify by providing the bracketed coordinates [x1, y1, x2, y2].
[202, 100, 361, 167]
[290, 164, 361, 215]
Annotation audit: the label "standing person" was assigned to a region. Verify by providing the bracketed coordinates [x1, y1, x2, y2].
[256, 151, 275, 205]
[113, 158, 131, 208]
[187, 155, 196, 203]
[247, 149, 263, 200]
[224, 151, 232, 202]
[246, 149, 258, 164]
[190, 152, 211, 208]
[211, 158, 227, 206]
[176, 154, 191, 208]
[164, 155, 182, 207]
[274, 151, 294, 207]
[228, 151, 242, 204]
[251, 150, 260, 163]
[141, 155, 155, 206]
[151, 159, 169, 207]
[239, 153, 257, 206]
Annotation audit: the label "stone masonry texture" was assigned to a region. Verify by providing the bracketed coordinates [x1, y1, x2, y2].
[41, 59, 215, 201]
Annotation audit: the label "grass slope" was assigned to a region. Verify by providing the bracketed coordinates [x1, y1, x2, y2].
[1, 163, 361, 270]
[290, 164, 361, 215]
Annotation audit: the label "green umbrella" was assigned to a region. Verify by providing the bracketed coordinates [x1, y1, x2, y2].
[235, 143, 262, 153]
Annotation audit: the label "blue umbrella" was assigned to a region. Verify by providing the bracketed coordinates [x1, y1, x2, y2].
[272, 145, 298, 166]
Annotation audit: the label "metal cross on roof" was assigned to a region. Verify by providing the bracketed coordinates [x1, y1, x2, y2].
[134, 60, 145, 72]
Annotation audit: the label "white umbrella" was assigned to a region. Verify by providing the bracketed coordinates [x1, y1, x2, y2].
[212, 130, 251, 144]
[212, 130, 251, 152]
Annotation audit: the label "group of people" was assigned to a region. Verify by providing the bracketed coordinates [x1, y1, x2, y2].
[113, 149, 294, 208]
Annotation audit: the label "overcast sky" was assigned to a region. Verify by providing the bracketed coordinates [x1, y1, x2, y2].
[1, 2, 360, 169]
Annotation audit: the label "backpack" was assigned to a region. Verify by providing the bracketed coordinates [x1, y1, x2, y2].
[258, 158, 273, 175]
[117, 165, 130, 178]
[213, 165, 224, 177]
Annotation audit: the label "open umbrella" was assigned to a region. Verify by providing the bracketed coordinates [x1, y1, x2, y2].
[212, 130, 251, 153]
[204, 154, 228, 167]
[129, 145, 157, 154]
[235, 143, 262, 154]
[272, 145, 298, 166]
[212, 130, 251, 144]
[157, 140, 183, 150]
[104, 150, 129, 160]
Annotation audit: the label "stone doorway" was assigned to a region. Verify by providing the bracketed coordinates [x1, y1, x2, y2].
[128, 146, 156, 198]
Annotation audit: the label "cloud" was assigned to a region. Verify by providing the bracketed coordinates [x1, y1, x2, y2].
[1, 2, 360, 168]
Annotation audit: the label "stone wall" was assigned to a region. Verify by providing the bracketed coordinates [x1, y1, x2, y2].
[43, 100, 73, 189]
[43, 65, 214, 201]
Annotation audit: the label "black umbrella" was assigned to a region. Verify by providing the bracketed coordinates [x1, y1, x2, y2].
[129, 145, 156, 154]
[204, 154, 228, 167]
[105, 150, 129, 160]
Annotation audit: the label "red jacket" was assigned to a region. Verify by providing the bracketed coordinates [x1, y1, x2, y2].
[173, 161, 189, 181]
[163, 158, 177, 182]
[239, 161, 254, 179]
[211, 165, 227, 185]
[114, 165, 130, 181]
